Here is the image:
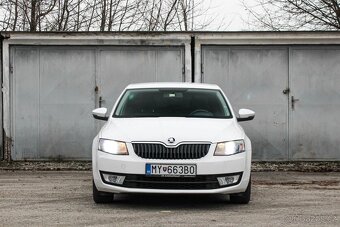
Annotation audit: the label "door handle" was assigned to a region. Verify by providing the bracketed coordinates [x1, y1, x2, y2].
[99, 96, 104, 107]
[291, 96, 299, 110]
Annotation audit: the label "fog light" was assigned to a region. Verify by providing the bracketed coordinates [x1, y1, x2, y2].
[102, 173, 125, 185]
[217, 175, 240, 186]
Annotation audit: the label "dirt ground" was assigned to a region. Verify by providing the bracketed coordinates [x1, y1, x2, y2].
[0, 171, 339, 226]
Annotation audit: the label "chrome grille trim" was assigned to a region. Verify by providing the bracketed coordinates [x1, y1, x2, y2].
[132, 143, 210, 159]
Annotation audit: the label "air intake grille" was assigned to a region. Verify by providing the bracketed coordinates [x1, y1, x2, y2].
[132, 143, 210, 159]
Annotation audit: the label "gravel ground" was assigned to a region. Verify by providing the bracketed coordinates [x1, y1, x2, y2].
[0, 171, 339, 226]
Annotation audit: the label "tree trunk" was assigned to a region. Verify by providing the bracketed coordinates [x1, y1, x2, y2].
[100, 0, 107, 31]
[30, 0, 37, 31]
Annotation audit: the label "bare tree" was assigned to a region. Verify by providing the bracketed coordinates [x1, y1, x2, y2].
[100, 0, 107, 31]
[244, 0, 340, 30]
[0, 0, 214, 31]
[163, 0, 178, 31]
[27, 0, 57, 31]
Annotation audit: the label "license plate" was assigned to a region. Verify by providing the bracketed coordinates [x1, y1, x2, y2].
[145, 164, 196, 177]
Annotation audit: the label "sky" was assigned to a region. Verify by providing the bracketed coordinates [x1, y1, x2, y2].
[200, 0, 257, 31]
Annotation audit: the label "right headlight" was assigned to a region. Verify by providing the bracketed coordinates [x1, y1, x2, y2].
[214, 140, 245, 156]
[98, 139, 129, 155]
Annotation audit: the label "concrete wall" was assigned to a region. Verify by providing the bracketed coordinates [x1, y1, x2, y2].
[2, 32, 340, 161]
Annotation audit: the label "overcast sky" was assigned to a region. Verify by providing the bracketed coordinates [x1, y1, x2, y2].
[201, 0, 257, 31]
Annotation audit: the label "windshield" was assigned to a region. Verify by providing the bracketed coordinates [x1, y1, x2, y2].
[113, 88, 233, 118]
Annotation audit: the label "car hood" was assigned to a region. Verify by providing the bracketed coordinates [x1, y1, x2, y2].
[100, 118, 244, 145]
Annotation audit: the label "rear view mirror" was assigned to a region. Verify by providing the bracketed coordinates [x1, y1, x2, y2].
[92, 108, 108, 121]
[237, 109, 255, 122]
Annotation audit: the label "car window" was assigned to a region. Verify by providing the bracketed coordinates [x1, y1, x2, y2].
[113, 88, 232, 118]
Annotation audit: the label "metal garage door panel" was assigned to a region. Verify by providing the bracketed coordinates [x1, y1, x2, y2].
[12, 46, 184, 160]
[39, 48, 96, 159]
[98, 47, 184, 111]
[202, 46, 289, 160]
[12, 48, 40, 160]
[155, 49, 184, 81]
[289, 47, 340, 160]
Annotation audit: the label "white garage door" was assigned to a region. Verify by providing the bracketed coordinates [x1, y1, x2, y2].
[202, 45, 340, 161]
[202, 46, 289, 161]
[11, 46, 185, 160]
[289, 47, 340, 160]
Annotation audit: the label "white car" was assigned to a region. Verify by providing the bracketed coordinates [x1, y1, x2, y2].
[92, 83, 255, 204]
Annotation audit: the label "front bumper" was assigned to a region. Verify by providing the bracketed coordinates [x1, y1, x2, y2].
[93, 144, 251, 194]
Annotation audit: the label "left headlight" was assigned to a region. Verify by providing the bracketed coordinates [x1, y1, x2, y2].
[214, 140, 245, 156]
[98, 139, 129, 155]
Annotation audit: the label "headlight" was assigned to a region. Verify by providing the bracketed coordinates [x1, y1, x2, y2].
[98, 139, 129, 155]
[214, 140, 245, 156]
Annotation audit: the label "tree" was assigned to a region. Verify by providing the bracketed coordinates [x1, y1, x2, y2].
[0, 0, 213, 31]
[244, 0, 340, 30]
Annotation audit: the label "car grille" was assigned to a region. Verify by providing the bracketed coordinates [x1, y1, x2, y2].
[124, 175, 219, 189]
[132, 143, 211, 159]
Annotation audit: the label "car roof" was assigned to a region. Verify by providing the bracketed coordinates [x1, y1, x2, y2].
[125, 82, 221, 90]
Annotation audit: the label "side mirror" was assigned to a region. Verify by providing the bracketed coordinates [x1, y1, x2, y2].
[237, 109, 255, 122]
[92, 108, 108, 121]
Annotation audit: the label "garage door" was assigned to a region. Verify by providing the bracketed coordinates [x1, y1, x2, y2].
[202, 46, 289, 161]
[97, 46, 184, 110]
[11, 46, 185, 160]
[289, 47, 340, 160]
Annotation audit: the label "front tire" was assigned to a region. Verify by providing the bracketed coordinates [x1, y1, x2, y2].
[230, 179, 251, 204]
[93, 181, 114, 204]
